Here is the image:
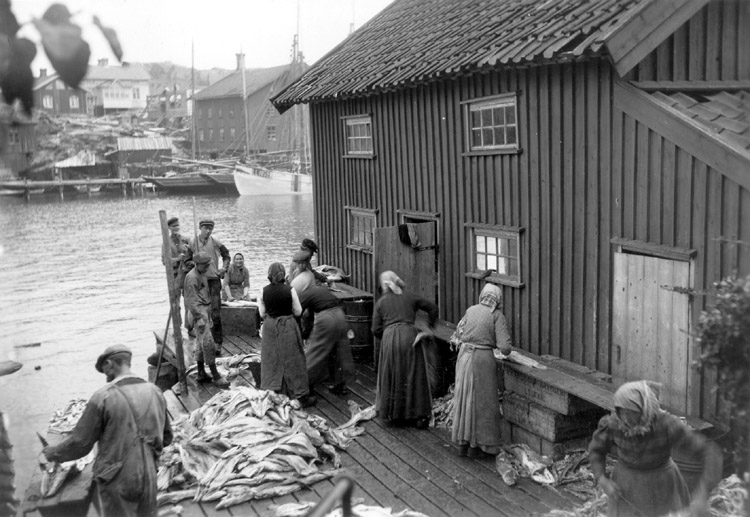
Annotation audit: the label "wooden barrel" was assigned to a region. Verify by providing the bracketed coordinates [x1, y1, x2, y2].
[343, 299, 374, 363]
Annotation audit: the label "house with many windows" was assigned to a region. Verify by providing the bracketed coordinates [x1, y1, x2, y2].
[79, 59, 150, 116]
[193, 54, 308, 158]
[32, 69, 88, 116]
[274, 0, 750, 425]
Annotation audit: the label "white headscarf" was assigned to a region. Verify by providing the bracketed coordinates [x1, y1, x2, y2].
[380, 270, 405, 295]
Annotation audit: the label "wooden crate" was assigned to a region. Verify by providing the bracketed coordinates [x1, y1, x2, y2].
[500, 420, 591, 461]
[503, 366, 600, 415]
[502, 391, 605, 442]
[221, 306, 258, 336]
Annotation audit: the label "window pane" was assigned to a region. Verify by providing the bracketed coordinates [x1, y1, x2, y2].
[472, 129, 482, 148]
[508, 258, 518, 276]
[476, 254, 486, 271]
[364, 123, 371, 137]
[486, 256, 498, 271]
[506, 126, 517, 145]
[494, 107, 505, 126]
[471, 110, 481, 128]
[494, 127, 505, 146]
[487, 238, 497, 255]
[481, 108, 492, 126]
[505, 105, 516, 124]
[497, 257, 508, 275]
[483, 128, 493, 146]
[508, 238, 518, 258]
[476, 236, 486, 253]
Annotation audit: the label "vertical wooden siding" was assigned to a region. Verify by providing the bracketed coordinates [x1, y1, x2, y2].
[631, 0, 750, 81]
[309, 57, 750, 420]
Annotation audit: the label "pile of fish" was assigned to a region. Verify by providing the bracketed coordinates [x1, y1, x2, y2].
[431, 385, 455, 429]
[270, 499, 431, 516]
[38, 399, 96, 498]
[185, 352, 261, 382]
[157, 385, 376, 510]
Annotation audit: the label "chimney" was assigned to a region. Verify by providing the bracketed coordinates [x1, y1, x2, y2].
[235, 53, 245, 71]
[39, 68, 47, 77]
[98, 58, 109, 67]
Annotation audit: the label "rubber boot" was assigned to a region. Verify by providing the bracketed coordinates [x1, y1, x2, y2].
[209, 364, 229, 388]
[195, 361, 211, 383]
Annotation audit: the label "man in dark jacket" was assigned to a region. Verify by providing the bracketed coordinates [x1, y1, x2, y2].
[42, 345, 173, 517]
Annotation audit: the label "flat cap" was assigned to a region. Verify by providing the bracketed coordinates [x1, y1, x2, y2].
[199, 219, 215, 228]
[193, 251, 211, 265]
[95, 345, 132, 372]
[167, 217, 179, 226]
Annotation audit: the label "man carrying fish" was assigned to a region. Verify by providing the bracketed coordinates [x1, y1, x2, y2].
[183, 251, 230, 387]
[185, 219, 230, 352]
[40, 345, 173, 517]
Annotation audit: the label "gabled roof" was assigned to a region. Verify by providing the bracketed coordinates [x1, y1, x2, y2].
[193, 63, 307, 101]
[273, 0, 712, 110]
[84, 63, 151, 82]
[33, 74, 58, 91]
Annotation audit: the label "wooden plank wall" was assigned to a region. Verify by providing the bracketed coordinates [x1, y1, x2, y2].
[630, 0, 750, 81]
[309, 55, 750, 421]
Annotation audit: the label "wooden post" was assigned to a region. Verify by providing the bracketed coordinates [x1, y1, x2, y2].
[58, 184, 64, 200]
[121, 181, 127, 197]
[159, 210, 188, 393]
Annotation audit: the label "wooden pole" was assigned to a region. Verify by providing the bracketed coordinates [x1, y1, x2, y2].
[159, 210, 188, 393]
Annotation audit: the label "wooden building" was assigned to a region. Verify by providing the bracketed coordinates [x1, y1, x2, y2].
[193, 53, 309, 158]
[33, 69, 88, 116]
[273, 0, 750, 423]
[80, 59, 151, 116]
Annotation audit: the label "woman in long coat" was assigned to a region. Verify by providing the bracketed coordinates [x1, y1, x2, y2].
[258, 262, 316, 407]
[588, 380, 721, 517]
[372, 270, 439, 429]
[450, 283, 512, 457]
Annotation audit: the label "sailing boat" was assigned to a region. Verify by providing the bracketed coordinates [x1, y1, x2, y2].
[234, 36, 312, 196]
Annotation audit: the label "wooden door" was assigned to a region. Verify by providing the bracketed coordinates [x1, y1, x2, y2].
[612, 252, 692, 413]
[373, 222, 437, 304]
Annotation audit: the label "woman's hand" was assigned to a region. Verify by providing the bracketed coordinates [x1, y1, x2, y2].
[597, 476, 621, 500]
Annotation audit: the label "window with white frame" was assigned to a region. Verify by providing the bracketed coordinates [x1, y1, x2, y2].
[265, 104, 275, 117]
[133, 88, 140, 99]
[219, 128, 224, 142]
[208, 129, 214, 141]
[267, 125, 276, 141]
[42, 95, 53, 109]
[230, 127, 236, 140]
[464, 93, 519, 153]
[343, 115, 373, 156]
[466, 224, 523, 287]
[8, 129, 19, 145]
[69, 96, 79, 109]
[199, 129, 204, 142]
[346, 207, 377, 252]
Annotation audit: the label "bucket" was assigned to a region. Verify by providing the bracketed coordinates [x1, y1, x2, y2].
[343, 299, 373, 363]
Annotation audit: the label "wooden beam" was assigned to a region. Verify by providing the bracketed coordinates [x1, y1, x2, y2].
[604, 0, 710, 77]
[631, 80, 750, 92]
[613, 79, 750, 191]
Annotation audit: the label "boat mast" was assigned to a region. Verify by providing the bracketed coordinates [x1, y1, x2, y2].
[191, 40, 196, 160]
[240, 49, 250, 156]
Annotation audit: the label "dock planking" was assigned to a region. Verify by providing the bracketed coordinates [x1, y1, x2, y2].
[155, 334, 576, 517]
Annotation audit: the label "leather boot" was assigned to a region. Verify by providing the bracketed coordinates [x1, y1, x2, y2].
[195, 361, 211, 383]
[209, 364, 229, 388]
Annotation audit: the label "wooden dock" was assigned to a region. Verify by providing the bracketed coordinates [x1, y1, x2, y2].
[0, 178, 147, 200]
[161, 334, 580, 517]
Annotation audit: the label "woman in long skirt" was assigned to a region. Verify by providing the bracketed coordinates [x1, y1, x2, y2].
[372, 270, 439, 429]
[450, 283, 512, 457]
[258, 262, 316, 407]
[588, 380, 721, 517]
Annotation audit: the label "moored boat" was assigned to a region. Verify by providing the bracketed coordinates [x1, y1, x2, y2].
[233, 165, 312, 195]
[143, 171, 238, 195]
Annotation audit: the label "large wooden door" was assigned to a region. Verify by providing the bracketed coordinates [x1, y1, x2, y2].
[373, 222, 437, 304]
[612, 252, 692, 413]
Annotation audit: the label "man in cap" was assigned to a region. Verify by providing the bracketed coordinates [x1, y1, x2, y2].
[183, 251, 230, 387]
[0, 360, 22, 517]
[41, 345, 172, 517]
[185, 219, 230, 352]
[164, 217, 190, 325]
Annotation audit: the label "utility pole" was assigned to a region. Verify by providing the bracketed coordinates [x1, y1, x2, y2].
[191, 40, 196, 160]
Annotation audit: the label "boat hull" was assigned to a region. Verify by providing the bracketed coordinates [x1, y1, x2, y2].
[143, 174, 238, 195]
[234, 166, 312, 196]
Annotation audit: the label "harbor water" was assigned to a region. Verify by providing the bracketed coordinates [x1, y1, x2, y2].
[0, 191, 315, 501]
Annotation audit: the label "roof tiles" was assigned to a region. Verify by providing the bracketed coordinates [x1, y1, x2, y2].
[274, 0, 651, 107]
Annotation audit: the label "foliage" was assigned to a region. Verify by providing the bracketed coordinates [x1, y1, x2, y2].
[0, 1, 121, 118]
[695, 274, 750, 474]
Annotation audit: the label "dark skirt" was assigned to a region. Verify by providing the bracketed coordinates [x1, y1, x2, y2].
[451, 344, 502, 454]
[375, 323, 432, 421]
[260, 315, 309, 399]
[305, 307, 354, 387]
[609, 459, 690, 517]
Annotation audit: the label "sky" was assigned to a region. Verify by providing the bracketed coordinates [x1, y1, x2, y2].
[11, 0, 394, 73]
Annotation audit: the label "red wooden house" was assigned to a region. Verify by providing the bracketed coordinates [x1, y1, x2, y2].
[273, 0, 750, 423]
